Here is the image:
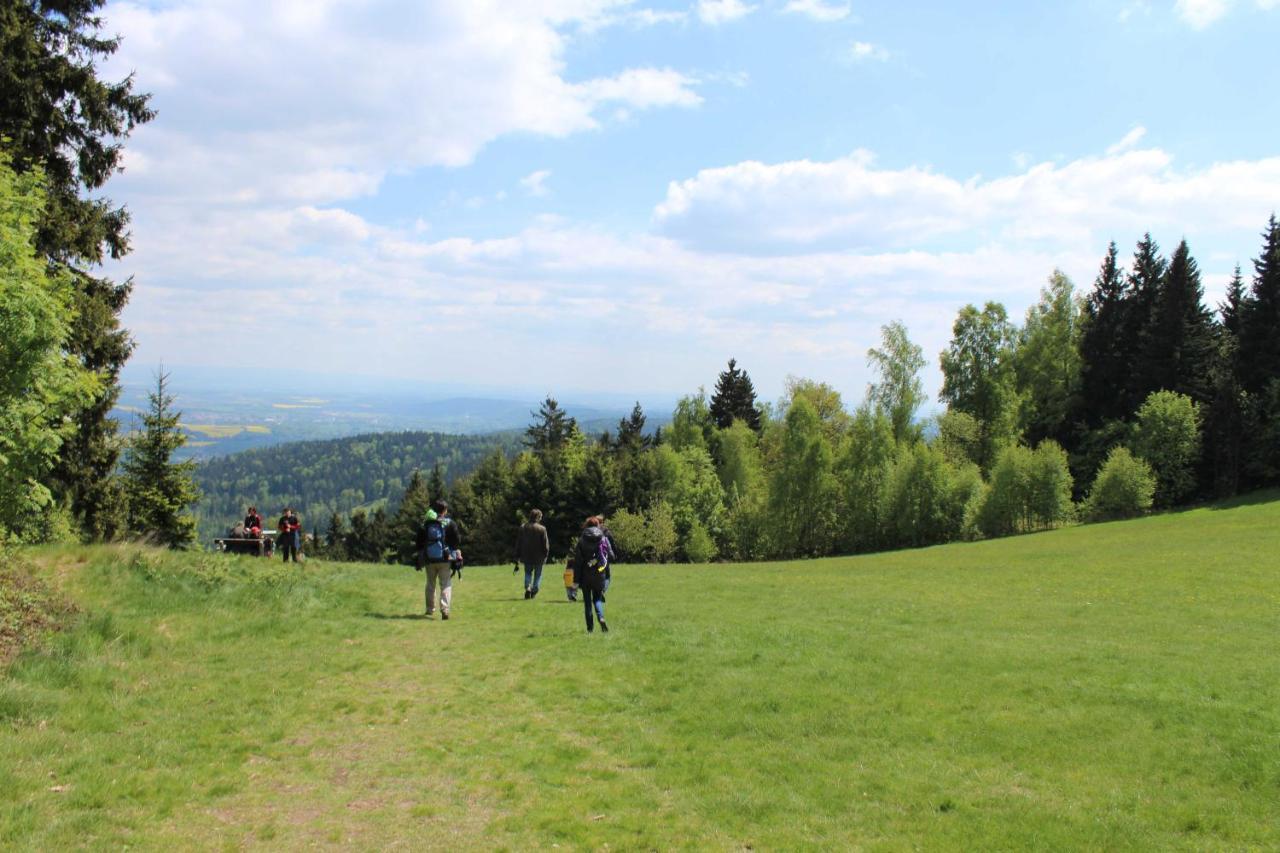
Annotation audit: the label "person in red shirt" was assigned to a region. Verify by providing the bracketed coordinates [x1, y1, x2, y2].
[244, 506, 263, 538]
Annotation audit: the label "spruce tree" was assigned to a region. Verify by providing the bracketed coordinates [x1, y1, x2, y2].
[524, 397, 579, 452]
[1120, 234, 1167, 413]
[391, 469, 432, 564]
[1239, 215, 1280, 395]
[1079, 242, 1129, 425]
[1135, 240, 1216, 403]
[427, 462, 447, 503]
[121, 372, 200, 549]
[1, 1, 155, 539]
[615, 402, 650, 452]
[1220, 265, 1245, 339]
[709, 359, 762, 431]
[325, 512, 347, 561]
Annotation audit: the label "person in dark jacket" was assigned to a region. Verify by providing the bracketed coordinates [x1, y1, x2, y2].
[423, 500, 462, 620]
[515, 508, 550, 599]
[244, 506, 263, 538]
[278, 507, 301, 562]
[573, 516, 615, 633]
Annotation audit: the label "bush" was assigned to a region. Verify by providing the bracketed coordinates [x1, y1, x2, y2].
[977, 445, 1033, 537]
[881, 443, 979, 548]
[1084, 447, 1155, 522]
[1027, 440, 1074, 529]
[682, 519, 718, 563]
[1132, 391, 1201, 507]
[603, 508, 647, 562]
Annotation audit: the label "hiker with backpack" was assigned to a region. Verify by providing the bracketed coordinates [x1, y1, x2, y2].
[422, 499, 462, 620]
[515, 508, 550, 599]
[574, 515, 616, 633]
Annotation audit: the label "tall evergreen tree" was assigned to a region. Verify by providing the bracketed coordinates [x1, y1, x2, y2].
[1, 1, 155, 539]
[427, 462, 447, 503]
[1079, 242, 1130, 425]
[614, 402, 650, 452]
[1120, 234, 1168, 414]
[1238, 215, 1280, 395]
[324, 511, 348, 561]
[524, 397, 579, 453]
[1135, 239, 1216, 404]
[709, 358, 762, 431]
[121, 372, 200, 549]
[391, 469, 431, 565]
[1220, 264, 1246, 339]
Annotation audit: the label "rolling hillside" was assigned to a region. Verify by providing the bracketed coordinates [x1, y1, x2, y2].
[4, 493, 1279, 848]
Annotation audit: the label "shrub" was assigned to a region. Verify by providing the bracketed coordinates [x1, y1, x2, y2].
[1027, 440, 1073, 529]
[977, 445, 1033, 537]
[682, 519, 718, 563]
[1132, 391, 1201, 507]
[1084, 447, 1155, 521]
[604, 508, 647, 561]
[881, 443, 977, 548]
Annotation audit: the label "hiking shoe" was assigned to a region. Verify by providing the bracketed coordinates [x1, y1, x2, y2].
[524, 589, 531, 599]
[599, 620, 609, 633]
[441, 612, 450, 620]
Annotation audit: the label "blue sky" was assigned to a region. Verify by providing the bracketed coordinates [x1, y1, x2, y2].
[100, 0, 1280, 406]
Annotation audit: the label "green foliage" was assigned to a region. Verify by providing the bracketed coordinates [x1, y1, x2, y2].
[193, 430, 519, 543]
[880, 442, 981, 548]
[977, 445, 1034, 538]
[121, 373, 200, 549]
[1, 1, 154, 541]
[934, 409, 982, 468]
[939, 301, 1021, 471]
[523, 397, 580, 453]
[1084, 447, 1155, 522]
[867, 320, 927, 444]
[668, 391, 715, 452]
[835, 406, 894, 553]
[709, 359, 762, 431]
[0, 156, 97, 541]
[1015, 270, 1082, 445]
[977, 441, 1073, 537]
[1131, 391, 1202, 507]
[683, 519, 717, 563]
[602, 507, 647, 561]
[715, 420, 764, 500]
[1027, 441, 1074, 529]
[768, 397, 836, 557]
[646, 500, 678, 563]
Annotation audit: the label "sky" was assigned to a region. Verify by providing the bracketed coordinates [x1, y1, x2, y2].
[98, 0, 1280, 407]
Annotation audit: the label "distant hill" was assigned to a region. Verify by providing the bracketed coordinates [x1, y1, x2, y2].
[113, 381, 669, 461]
[193, 430, 523, 542]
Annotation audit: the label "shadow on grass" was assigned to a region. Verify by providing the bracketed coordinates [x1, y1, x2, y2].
[1205, 488, 1280, 511]
[363, 612, 428, 620]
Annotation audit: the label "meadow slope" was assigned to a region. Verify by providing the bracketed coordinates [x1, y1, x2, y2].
[3, 495, 1279, 850]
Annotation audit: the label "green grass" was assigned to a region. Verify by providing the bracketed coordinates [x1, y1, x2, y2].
[3, 496, 1280, 849]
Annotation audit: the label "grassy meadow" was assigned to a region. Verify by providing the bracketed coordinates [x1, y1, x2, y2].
[2, 495, 1279, 849]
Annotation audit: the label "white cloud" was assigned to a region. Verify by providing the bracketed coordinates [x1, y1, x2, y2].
[782, 0, 852, 22]
[1172, 0, 1278, 25]
[848, 41, 890, 62]
[1175, 0, 1230, 27]
[1106, 125, 1147, 155]
[575, 67, 703, 109]
[103, 0, 701, 209]
[654, 147, 1280, 254]
[520, 169, 553, 197]
[697, 0, 756, 25]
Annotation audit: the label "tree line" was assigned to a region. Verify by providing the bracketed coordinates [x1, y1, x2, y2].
[192, 430, 522, 542]
[312, 219, 1280, 566]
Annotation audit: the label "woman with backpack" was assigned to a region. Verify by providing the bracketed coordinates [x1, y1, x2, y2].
[422, 500, 462, 620]
[573, 516, 615, 633]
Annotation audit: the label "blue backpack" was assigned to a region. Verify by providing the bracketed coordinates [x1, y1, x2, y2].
[423, 518, 450, 562]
